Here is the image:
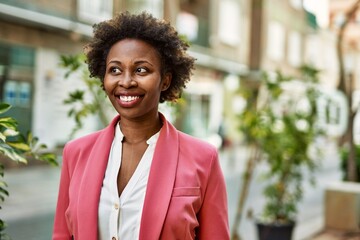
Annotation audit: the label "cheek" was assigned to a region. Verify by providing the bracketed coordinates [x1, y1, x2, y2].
[148, 85, 163, 99]
[147, 77, 163, 93]
[103, 77, 114, 94]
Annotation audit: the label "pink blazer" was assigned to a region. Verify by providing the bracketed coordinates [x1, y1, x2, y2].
[53, 114, 229, 240]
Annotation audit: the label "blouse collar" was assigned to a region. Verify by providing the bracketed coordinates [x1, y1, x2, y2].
[115, 123, 161, 146]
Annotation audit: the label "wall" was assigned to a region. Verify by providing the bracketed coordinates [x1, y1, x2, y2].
[33, 48, 101, 148]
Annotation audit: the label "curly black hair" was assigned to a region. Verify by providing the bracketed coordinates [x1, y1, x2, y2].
[84, 11, 195, 102]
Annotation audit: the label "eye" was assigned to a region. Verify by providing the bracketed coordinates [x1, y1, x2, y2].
[136, 67, 147, 74]
[109, 66, 121, 74]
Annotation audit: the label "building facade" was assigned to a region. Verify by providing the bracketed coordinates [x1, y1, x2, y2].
[0, 0, 97, 148]
[0, 0, 251, 149]
[0, 0, 331, 150]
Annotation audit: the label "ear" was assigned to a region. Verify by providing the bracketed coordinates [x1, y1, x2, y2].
[161, 73, 172, 91]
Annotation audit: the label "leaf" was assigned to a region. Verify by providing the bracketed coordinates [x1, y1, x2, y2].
[3, 128, 19, 137]
[0, 144, 27, 163]
[0, 117, 18, 130]
[36, 143, 47, 151]
[63, 90, 85, 104]
[0, 133, 5, 142]
[60, 53, 111, 138]
[0, 103, 11, 114]
[6, 142, 31, 151]
[60, 55, 82, 71]
[0, 181, 8, 188]
[70, 90, 85, 100]
[27, 132, 33, 145]
[68, 108, 75, 117]
[38, 152, 58, 166]
[0, 187, 9, 197]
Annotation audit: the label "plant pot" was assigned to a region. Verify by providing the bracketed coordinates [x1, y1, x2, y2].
[256, 221, 295, 240]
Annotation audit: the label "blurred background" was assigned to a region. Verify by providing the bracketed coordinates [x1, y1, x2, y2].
[0, 0, 360, 239]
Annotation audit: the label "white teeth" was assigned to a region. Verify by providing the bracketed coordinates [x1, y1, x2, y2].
[119, 95, 140, 102]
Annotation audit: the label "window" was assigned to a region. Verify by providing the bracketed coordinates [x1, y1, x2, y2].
[0, 43, 34, 135]
[182, 93, 210, 138]
[266, 21, 285, 61]
[176, 11, 199, 42]
[287, 31, 302, 66]
[218, 0, 241, 46]
[178, 0, 210, 47]
[304, 35, 319, 66]
[78, 0, 113, 23]
[124, 0, 163, 18]
[179, 78, 224, 142]
[289, 0, 302, 9]
[3, 81, 31, 108]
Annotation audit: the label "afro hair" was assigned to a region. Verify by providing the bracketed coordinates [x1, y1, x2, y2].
[84, 11, 195, 102]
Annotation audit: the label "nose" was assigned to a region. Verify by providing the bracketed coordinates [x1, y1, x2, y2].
[118, 72, 137, 88]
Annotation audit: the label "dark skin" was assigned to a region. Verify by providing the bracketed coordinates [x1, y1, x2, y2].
[103, 39, 171, 197]
[117, 120, 162, 196]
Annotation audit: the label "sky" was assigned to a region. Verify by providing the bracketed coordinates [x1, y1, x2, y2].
[303, 0, 329, 28]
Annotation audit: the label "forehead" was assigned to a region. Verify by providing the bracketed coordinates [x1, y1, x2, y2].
[106, 38, 161, 63]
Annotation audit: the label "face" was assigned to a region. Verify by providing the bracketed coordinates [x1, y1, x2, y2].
[104, 39, 171, 122]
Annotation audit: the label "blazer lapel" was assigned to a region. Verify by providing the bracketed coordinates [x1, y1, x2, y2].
[139, 114, 179, 240]
[77, 116, 120, 239]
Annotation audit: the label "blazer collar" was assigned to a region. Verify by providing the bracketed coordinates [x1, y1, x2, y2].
[77, 115, 120, 239]
[139, 113, 179, 240]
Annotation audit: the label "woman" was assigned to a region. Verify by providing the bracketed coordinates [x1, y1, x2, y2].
[53, 12, 229, 240]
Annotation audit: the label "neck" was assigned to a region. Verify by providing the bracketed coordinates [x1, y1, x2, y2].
[119, 114, 162, 144]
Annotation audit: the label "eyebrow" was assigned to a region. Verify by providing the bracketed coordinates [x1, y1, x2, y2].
[107, 59, 154, 66]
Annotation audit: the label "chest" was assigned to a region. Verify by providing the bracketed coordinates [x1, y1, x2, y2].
[118, 142, 148, 196]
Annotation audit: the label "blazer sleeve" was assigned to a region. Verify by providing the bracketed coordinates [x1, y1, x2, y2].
[52, 145, 72, 240]
[197, 150, 230, 240]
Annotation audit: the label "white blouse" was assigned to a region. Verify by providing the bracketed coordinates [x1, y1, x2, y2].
[98, 124, 160, 240]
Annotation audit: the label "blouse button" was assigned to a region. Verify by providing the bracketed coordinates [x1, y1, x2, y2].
[114, 203, 119, 210]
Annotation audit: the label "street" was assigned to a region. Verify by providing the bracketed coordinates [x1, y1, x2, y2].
[2, 164, 60, 240]
[5, 213, 54, 240]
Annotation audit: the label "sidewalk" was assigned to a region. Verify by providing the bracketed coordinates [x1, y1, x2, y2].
[220, 140, 351, 240]
[312, 229, 360, 240]
[2, 165, 60, 240]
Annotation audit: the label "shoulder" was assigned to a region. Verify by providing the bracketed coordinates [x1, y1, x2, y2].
[178, 131, 217, 152]
[177, 131, 218, 161]
[61, 126, 114, 174]
[160, 113, 216, 156]
[64, 129, 104, 152]
[64, 115, 119, 153]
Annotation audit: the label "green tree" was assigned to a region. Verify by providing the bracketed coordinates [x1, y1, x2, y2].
[232, 65, 324, 239]
[60, 54, 113, 138]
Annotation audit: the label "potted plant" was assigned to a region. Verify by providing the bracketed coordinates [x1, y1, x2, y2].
[237, 66, 324, 240]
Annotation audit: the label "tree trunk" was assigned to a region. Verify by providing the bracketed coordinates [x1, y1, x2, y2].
[231, 0, 264, 237]
[347, 73, 358, 181]
[336, 0, 360, 182]
[337, 0, 360, 92]
[231, 145, 260, 240]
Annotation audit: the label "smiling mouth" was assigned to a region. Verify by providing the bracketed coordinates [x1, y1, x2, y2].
[119, 95, 140, 102]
